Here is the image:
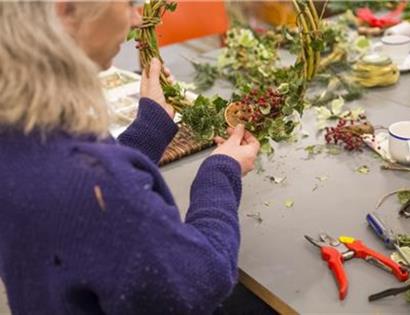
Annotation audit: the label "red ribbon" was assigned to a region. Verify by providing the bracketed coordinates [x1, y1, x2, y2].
[356, 2, 407, 28]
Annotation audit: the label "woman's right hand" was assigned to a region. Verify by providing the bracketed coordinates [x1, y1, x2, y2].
[140, 58, 175, 119]
[211, 125, 260, 176]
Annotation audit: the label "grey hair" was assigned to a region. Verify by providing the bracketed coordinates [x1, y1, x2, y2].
[0, 1, 110, 136]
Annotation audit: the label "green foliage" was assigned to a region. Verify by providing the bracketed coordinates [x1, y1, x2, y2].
[404, 3, 410, 20]
[397, 234, 410, 247]
[405, 289, 410, 303]
[216, 28, 280, 90]
[181, 96, 227, 141]
[132, 1, 328, 152]
[127, 28, 139, 41]
[328, 0, 401, 13]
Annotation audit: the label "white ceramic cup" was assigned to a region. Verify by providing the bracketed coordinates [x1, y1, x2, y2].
[389, 121, 410, 164]
[375, 35, 410, 66]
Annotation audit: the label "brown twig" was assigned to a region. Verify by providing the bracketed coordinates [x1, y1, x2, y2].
[376, 188, 410, 209]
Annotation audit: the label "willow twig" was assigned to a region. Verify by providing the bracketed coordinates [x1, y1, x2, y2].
[376, 188, 410, 209]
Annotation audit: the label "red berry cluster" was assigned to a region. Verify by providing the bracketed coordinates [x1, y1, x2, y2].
[239, 88, 284, 128]
[324, 113, 370, 151]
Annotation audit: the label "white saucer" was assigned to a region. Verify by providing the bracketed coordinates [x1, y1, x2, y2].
[362, 132, 395, 163]
[398, 54, 410, 72]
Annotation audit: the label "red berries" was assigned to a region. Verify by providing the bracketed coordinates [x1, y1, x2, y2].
[239, 87, 284, 128]
[324, 113, 370, 151]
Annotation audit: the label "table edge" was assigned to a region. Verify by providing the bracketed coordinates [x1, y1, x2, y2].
[239, 269, 300, 315]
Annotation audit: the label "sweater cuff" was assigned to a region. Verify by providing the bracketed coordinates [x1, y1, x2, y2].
[138, 98, 177, 133]
[198, 154, 242, 203]
[135, 98, 178, 142]
[201, 154, 241, 177]
[117, 98, 178, 163]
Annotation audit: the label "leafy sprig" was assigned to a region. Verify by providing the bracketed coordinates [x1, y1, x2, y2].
[328, 0, 402, 13]
[181, 96, 227, 141]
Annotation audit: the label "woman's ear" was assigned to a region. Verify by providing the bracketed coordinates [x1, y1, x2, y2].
[55, 2, 79, 34]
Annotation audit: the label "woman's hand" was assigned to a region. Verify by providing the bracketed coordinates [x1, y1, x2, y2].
[212, 125, 260, 176]
[140, 58, 175, 119]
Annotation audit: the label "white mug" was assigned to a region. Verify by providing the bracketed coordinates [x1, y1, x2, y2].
[375, 35, 410, 66]
[389, 121, 410, 164]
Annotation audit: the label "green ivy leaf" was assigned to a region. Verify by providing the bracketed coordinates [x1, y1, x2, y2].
[398, 191, 410, 205]
[331, 97, 345, 116]
[127, 28, 139, 41]
[260, 104, 271, 115]
[356, 165, 370, 175]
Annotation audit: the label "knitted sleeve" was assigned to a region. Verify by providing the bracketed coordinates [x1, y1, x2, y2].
[105, 155, 242, 315]
[117, 97, 178, 164]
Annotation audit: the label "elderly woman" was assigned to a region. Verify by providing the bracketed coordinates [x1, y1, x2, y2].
[0, 1, 260, 315]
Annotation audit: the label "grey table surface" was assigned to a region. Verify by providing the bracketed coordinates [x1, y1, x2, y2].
[116, 41, 410, 314]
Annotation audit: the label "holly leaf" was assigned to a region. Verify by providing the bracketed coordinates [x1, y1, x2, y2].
[284, 199, 294, 208]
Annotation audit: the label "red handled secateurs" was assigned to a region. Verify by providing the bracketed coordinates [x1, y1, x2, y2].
[305, 233, 409, 300]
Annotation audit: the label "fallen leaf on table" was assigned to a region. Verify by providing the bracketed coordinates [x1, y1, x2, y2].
[391, 246, 410, 267]
[284, 199, 294, 208]
[265, 176, 287, 184]
[325, 146, 342, 155]
[263, 201, 272, 207]
[301, 130, 310, 138]
[316, 175, 329, 182]
[398, 191, 410, 205]
[356, 165, 370, 174]
[313, 175, 329, 191]
[304, 145, 323, 158]
[246, 213, 263, 224]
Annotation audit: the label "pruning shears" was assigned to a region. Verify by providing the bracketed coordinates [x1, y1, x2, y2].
[305, 233, 409, 300]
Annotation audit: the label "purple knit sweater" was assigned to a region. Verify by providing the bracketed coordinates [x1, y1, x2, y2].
[0, 98, 242, 315]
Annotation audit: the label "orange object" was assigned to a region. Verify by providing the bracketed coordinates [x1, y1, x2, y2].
[250, 1, 296, 27]
[155, 1, 229, 46]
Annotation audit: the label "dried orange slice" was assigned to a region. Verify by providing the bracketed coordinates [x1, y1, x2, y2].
[224, 102, 250, 128]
